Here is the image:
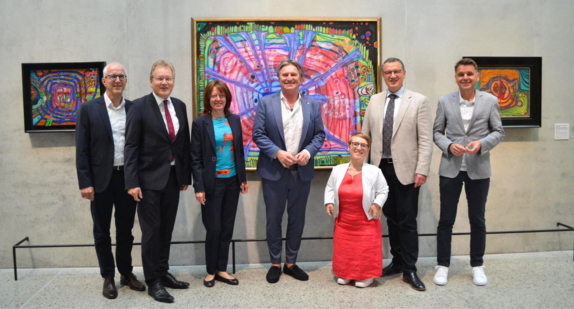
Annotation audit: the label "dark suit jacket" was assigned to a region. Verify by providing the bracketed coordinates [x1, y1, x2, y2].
[76, 96, 132, 193]
[124, 93, 191, 191]
[190, 113, 247, 194]
[252, 92, 325, 182]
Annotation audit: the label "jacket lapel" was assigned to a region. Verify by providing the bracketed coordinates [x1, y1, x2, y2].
[205, 116, 216, 153]
[392, 90, 411, 139]
[448, 92, 465, 131]
[148, 93, 170, 142]
[298, 95, 311, 151]
[378, 91, 388, 137]
[172, 100, 185, 139]
[272, 93, 286, 144]
[96, 97, 113, 140]
[466, 91, 483, 130]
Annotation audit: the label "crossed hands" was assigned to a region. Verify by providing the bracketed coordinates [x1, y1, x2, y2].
[276, 150, 310, 168]
[449, 141, 481, 156]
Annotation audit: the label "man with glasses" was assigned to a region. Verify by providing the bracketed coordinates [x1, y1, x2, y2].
[124, 60, 191, 303]
[76, 62, 146, 299]
[362, 57, 433, 291]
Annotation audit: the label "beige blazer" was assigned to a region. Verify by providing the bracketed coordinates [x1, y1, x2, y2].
[362, 89, 433, 185]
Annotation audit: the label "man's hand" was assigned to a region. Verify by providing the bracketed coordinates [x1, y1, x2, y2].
[128, 187, 143, 202]
[181, 185, 188, 191]
[80, 187, 94, 201]
[241, 182, 249, 194]
[326, 203, 334, 217]
[466, 141, 482, 155]
[449, 143, 467, 156]
[295, 151, 310, 166]
[276, 150, 296, 168]
[195, 192, 206, 205]
[414, 174, 427, 188]
[368, 204, 382, 219]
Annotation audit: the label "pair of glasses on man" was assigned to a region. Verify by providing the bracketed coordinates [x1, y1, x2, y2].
[105, 75, 127, 81]
[350, 142, 369, 149]
[382, 70, 403, 76]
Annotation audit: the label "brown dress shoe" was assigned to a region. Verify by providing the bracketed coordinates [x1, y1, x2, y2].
[102, 277, 118, 299]
[120, 273, 146, 291]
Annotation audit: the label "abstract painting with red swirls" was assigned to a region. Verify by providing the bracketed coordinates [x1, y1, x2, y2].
[194, 19, 381, 169]
[477, 68, 530, 118]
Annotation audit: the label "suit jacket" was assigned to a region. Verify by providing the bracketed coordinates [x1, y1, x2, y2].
[324, 162, 389, 220]
[252, 92, 326, 182]
[191, 113, 247, 194]
[76, 96, 132, 193]
[124, 93, 191, 191]
[433, 90, 505, 179]
[362, 89, 433, 185]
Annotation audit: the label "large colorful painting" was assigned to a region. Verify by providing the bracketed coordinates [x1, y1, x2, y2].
[465, 57, 542, 128]
[22, 62, 105, 133]
[193, 18, 381, 169]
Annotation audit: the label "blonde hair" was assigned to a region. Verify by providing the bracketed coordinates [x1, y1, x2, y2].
[149, 60, 175, 80]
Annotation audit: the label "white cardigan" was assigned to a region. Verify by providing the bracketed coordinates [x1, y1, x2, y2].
[324, 162, 389, 220]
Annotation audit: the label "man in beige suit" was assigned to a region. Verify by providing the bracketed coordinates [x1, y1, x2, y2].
[362, 57, 433, 291]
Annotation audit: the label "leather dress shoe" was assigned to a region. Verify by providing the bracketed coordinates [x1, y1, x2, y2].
[266, 266, 282, 283]
[120, 273, 146, 291]
[148, 282, 174, 303]
[161, 272, 189, 289]
[382, 262, 403, 277]
[215, 273, 239, 285]
[102, 277, 118, 299]
[203, 276, 215, 288]
[283, 264, 309, 281]
[402, 272, 426, 291]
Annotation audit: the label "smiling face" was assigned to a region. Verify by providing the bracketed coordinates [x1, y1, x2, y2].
[382, 61, 406, 93]
[455, 64, 479, 92]
[349, 136, 370, 161]
[279, 64, 302, 95]
[209, 86, 226, 114]
[102, 63, 127, 98]
[150, 66, 174, 99]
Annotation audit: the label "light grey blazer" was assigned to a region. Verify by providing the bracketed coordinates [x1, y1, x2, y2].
[433, 90, 505, 179]
[324, 163, 389, 220]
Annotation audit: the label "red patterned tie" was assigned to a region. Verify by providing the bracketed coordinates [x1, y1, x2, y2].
[164, 100, 175, 161]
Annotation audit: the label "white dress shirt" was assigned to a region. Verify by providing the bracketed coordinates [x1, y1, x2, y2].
[279, 92, 310, 159]
[152, 92, 179, 165]
[458, 91, 475, 171]
[381, 86, 405, 158]
[104, 92, 126, 167]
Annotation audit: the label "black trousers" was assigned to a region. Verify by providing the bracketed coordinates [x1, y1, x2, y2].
[201, 177, 240, 275]
[379, 160, 420, 273]
[91, 169, 137, 279]
[437, 171, 489, 267]
[137, 166, 181, 286]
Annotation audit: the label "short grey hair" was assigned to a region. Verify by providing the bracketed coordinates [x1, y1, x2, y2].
[103, 62, 127, 77]
[383, 57, 405, 71]
[276, 59, 304, 79]
[150, 60, 175, 80]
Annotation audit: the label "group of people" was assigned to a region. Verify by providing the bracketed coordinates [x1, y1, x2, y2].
[75, 56, 504, 303]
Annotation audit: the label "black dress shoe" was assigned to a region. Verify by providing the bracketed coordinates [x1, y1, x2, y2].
[102, 277, 118, 299]
[382, 262, 403, 277]
[283, 264, 309, 281]
[203, 276, 215, 288]
[161, 272, 190, 289]
[120, 273, 146, 291]
[403, 272, 426, 291]
[266, 266, 282, 283]
[148, 282, 174, 303]
[215, 273, 239, 285]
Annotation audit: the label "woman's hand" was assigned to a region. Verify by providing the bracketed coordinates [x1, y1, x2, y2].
[326, 203, 334, 217]
[241, 182, 249, 194]
[369, 204, 382, 219]
[195, 192, 206, 205]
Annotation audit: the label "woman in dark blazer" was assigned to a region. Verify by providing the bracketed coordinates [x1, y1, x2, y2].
[191, 80, 248, 287]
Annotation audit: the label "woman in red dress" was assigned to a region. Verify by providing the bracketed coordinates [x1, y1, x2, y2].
[325, 133, 389, 287]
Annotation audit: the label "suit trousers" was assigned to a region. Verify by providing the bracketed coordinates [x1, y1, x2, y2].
[379, 160, 420, 273]
[91, 169, 137, 279]
[262, 169, 311, 264]
[437, 171, 489, 267]
[137, 166, 181, 286]
[201, 177, 240, 275]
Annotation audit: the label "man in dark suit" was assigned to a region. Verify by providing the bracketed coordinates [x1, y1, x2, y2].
[124, 60, 191, 303]
[76, 62, 145, 299]
[252, 59, 325, 284]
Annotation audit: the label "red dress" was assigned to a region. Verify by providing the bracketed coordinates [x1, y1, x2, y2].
[332, 172, 382, 280]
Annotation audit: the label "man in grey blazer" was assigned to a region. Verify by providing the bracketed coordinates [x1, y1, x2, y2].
[362, 58, 433, 291]
[432, 58, 505, 287]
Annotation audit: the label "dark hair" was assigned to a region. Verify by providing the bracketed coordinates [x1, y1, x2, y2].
[202, 80, 232, 116]
[276, 59, 305, 79]
[383, 57, 405, 71]
[349, 132, 371, 148]
[455, 58, 478, 72]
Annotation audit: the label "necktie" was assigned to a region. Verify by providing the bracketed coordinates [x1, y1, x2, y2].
[164, 100, 175, 161]
[382, 94, 397, 158]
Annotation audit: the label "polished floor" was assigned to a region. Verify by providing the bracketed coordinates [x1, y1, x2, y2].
[2, 251, 573, 308]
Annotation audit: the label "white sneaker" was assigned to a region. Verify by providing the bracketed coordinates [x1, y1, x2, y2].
[472, 266, 487, 286]
[355, 278, 373, 288]
[433, 266, 449, 286]
[337, 277, 351, 285]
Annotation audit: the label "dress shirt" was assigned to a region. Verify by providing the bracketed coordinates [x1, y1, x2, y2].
[458, 91, 476, 171]
[152, 92, 179, 166]
[381, 86, 405, 158]
[104, 92, 126, 167]
[279, 92, 310, 159]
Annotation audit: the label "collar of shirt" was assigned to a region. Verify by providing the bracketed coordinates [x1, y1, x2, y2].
[388, 86, 405, 99]
[458, 91, 476, 107]
[152, 91, 171, 106]
[280, 91, 302, 111]
[104, 92, 125, 110]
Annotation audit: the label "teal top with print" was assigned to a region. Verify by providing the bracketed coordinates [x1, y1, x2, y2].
[213, 117, 237, 178]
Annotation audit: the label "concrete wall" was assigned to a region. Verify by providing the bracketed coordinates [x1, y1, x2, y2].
[1, 0, 572, 269]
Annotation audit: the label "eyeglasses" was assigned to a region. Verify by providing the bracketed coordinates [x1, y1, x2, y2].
[210, 94, 226, 99]
[105, 75, 127, 81]
[153, 77, 173, 82]
[350, 142, 369, 149]
[383, 70, 402, 76]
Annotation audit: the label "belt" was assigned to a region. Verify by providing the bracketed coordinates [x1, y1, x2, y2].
[287, 164, 298, 170]
[113, 166, 124, 171]
[380, 158, 393, 164]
